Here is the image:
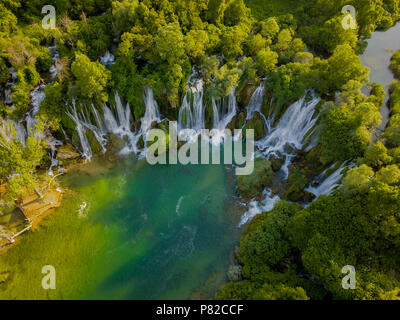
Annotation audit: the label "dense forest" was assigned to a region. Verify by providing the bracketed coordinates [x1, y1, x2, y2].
[1, 0, 400, 300]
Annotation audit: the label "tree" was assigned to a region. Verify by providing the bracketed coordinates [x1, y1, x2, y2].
[219, 25, 248, 59]
[313, 44, 370, 94]
[266, 62, 311, 103]
[343, 164, 374, 193]
[238, 201, 301, 268]
[155, 22, 185, 65]
[245, 34, 268, 56]
[255, 47, 278, 75]
[274, 29, 292, 53]
[0, 3, 17, 34]
[208, 64, 242, 99]
[376, 165, 400, 185]
[184, 29, 209, 60]
[391, 50, 400, 79]
[363, 141, 392, 168]
[0, 119, 47, 203]
[223, 0, 250, 26]
[259, 17, 280, 40]
[0, 58, 10, 84]
[252, 283, 309, 300]
[71, 53, 110, 101]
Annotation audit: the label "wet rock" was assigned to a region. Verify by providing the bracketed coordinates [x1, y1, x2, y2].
[303, 191, 316, 202]
[108, 133, 125, 151]
[244, 113, 266, 140]
[270, 153, 285, 172]
[56, 143, 80, 160]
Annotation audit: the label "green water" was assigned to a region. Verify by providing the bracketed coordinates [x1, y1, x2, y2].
[0, 156, 242, 300]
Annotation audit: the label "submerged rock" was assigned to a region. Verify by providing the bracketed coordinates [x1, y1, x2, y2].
[108, 133, 126, 151]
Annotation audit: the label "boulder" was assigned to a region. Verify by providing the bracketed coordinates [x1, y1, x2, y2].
[56, 143, 80, 160]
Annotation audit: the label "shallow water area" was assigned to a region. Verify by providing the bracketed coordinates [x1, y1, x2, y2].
[0, 155, 243, 300]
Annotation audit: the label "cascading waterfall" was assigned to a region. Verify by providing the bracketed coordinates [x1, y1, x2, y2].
[213, 89, 237, 130]
[246, 82, 265, 120]
[100, 50, 116, 67]
[305, 162, 347, 198]
[255, 96, 320, 178]
[26, 84, 46, 132]
[103, 92, 138, 154]
[66, 101, 93, 160]
[12, 121, 27, 146]
[9, 44, 64, 174]
[238, 189, 280, 227]
[68, 87, 161, 158]
[238, 90, 320, 226]
[4, 68, 17, 105]
[47, 136, 63, 175]
[210, 89, 237, 144]
[141, 86, 161, 135]
[178, 78, 205, 136]
[178, 70, 238, 144]
[48, 45, 60, 80]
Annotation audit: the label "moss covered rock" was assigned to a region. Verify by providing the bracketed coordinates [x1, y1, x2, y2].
[237, 80, 259, 108]
[244, 112, 266, 140]
[237, 158, 274, 199]
[284, 169, 308, 202]
[108, 133, 126, 151]
[270, 153, 285, 172]
[56, 143, 80, 160]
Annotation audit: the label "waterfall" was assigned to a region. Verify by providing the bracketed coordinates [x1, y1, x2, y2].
[246, 82, 265, 120]
[245, 82, 276, 132]
[178, 78, 205, 134]
[26, 84, 46, 132]
[48, 45, 60, 79]
[255, 96, 320, 178]
[66, 101, 93, 160]
[47, 137, 63, 175]
[238, 189, 280, 227]
[68, 87, 161, 158]
[141, 86, 161, 135]
[12, 121, 27, 146]
[305, 162, 346, 198]
[238, 94, 320, 227]
[100, 50, 115, 67]
[210, 89, 237, 144]
[212, 98, 220, 128]
[102, 92, 139, 155]
[213, 89, 237, 130]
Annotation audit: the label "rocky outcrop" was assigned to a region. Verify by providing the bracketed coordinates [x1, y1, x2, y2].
[237, 158, 275, 199]
[56, 143, 80, 160]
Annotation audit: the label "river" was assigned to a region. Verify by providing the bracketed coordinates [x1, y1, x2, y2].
[360, 22, 400, 131]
